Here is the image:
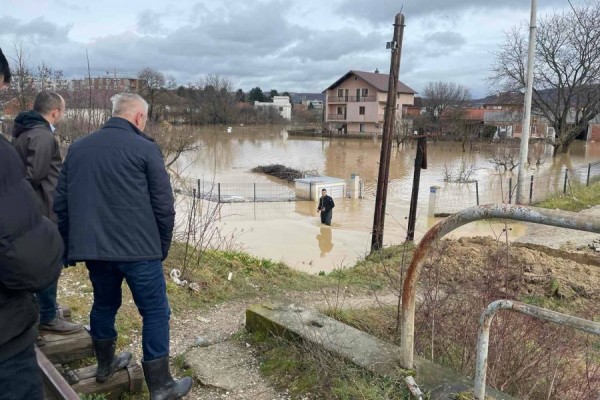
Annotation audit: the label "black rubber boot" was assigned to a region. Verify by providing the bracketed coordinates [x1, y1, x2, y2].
[142, 356, 193, 400]
[92, 337, 133, 383]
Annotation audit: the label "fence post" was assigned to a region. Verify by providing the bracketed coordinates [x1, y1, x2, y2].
[254, 183, 256, 202]
[197, 179, 200, 198]
[587, 163, 591, 187]
[309, 181, 312, 200]
[508, 177, 512, 204]
[218, 183, 221, 203]
[475, 181, 480, 206]
[563, 169, 568, 194]
[428, 186, 440, 217]
[529, 175, 534, 204]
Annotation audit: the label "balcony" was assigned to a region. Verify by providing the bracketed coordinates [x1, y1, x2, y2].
[328, 96, 377, 103]
[328, 114, 346, 121]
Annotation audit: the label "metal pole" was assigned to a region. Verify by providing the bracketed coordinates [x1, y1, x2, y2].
[529, 175, 534, 203]
[371, 13, 405, 251]
[218, 182, 221, 203]
[407, 136, 426, 241]
[587, 163, 591, 187]
[254, 182, 256, 202]
[474, 300, 600, 400]
[563, 169, 568, 194]
[508, 177, 513, 204]
[475, 181, 480, 206]
[516, 0, 537, 204]
[399, 204, 600, 369]
[197, 179, 200, 198]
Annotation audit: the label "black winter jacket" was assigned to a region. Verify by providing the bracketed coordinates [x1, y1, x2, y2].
[12, 111, 62, 222]
[54, 117, 176, 262]
[318, 195, 335, 213]
[0, 136, 63, 361]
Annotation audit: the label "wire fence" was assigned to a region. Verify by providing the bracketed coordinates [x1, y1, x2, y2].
[433, 161, 600, 216]
[174, 179, 306, 203]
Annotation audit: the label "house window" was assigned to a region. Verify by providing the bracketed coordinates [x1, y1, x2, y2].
[279, 107, 283, 112]
[359, 106, 365, 115]
[362, 88, 368, 97]
[359, 123, 365, 132]
[356, 88, 361, 100]
[337, 89, 344, 98]
[337, 106, 344, 115]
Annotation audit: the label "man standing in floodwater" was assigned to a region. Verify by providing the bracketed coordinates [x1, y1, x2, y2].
[317, 188, 335, 226]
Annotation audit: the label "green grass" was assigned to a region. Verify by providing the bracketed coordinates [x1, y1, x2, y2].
[536, 181, 600, 212]
[245, 331, 413, 400]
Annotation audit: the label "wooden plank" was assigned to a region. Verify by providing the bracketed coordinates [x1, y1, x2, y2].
[38, 329, 94, 364]
[70, 363, 144, 400]
[36, 346, 80, 400]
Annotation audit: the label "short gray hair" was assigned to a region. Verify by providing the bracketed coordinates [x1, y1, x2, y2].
[33, 91, 63, 114]
[111, 93, 148, 117]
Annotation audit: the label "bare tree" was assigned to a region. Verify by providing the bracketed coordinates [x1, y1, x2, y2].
[422, 81, 471, 122]
[491, 2, 600, 155]
[9, 41, 35, 112]
[199, 74, 235, 125]
[146, 123, 200, 168]
[138, 67, 166, 121]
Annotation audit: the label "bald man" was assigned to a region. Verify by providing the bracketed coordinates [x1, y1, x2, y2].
[54, 93, 192, 398]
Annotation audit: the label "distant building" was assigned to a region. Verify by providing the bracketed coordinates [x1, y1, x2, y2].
[290, 92, 325, 105]
[254, 96, 292, 120]
[302, 100, 323, 109]
[323, 70, 416, 135]
[69, 77, 140, 93]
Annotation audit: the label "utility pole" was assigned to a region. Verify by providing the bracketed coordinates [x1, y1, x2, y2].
[371, 13, 405, 251]
[406, 135, 427, 241]
[516, 0, 537, 204]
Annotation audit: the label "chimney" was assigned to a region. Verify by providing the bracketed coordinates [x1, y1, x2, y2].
[374, 68, 379, 74]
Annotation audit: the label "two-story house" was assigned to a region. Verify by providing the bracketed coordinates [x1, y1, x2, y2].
[323, 70, 416, 135]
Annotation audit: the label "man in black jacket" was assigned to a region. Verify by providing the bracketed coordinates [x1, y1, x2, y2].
[317, 188, 335, 226]
[54, 93, 192, 398]
[12, 91, 82, 335]
[0, 47, 64, 399]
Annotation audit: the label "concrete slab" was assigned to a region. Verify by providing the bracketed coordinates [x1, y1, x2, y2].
[246, 302, 517, 400]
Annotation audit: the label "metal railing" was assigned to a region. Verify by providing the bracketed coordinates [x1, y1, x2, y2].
[328, 96, 377, 103]
[327, 114, 346, 121]
[399, 204, 600, 369]
[474, 300, 600, 400]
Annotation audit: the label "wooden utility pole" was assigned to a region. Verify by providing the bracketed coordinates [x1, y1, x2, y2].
[406, 135, 427, 241]
[371, 13, 405, 252]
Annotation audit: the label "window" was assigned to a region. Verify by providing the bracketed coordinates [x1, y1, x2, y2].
[337, 89, 344, 98]
[356, 88, 361, 100]
[337, 106, 344, 115]
[362, 88, 368, 97]
[359, 106, 365, 115]
[279, 107, 283, 112]
[359, 123, 365, 132]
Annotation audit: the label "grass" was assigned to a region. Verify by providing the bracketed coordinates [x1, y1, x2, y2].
[535, 180, 600, 211]
[245, 331, 414, 400]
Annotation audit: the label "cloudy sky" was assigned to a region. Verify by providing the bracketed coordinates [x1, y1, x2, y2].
[0, 0, 582, 98]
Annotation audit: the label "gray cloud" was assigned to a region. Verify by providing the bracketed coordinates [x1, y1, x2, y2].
[424, 31, 466, 48]
[0, 17, 72, 41]
[336, 0, 567, 24]
[137, 10, 166, 35]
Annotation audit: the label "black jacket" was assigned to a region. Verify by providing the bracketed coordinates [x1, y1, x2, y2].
[54, 117, 176, 262]
[0, 136, 63, 361]
[318, 195, 335, 213]
[12, 111, 62, 222]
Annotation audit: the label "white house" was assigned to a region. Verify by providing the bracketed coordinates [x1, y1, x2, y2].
[254, 96, 292, 120]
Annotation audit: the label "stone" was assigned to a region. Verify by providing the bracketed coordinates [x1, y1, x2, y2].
[194, 336, 210, 347]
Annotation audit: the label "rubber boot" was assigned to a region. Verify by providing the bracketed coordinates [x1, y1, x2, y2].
[142, 356, 193, 400]
[93, 337, 133, 383]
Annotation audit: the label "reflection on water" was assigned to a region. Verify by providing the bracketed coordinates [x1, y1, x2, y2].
[176, 126, 600, 273]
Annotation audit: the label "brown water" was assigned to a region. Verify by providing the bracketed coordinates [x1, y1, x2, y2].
[174, 126, 600, 273]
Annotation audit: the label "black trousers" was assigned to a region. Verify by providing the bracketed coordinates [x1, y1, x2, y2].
[0, 342, 43, 400]
[320, 210, 332, 225]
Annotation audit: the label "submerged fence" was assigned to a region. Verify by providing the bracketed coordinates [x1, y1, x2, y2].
[433, 161, 600, 216]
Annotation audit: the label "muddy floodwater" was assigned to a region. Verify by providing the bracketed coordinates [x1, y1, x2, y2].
[173, 126, 600, 273]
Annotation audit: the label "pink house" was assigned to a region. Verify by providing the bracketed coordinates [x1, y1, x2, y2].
[323, 70, 416, 135]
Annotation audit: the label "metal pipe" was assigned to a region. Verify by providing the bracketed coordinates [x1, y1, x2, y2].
[587, 163, 591, 187]
[475, 181, 480, 206]
[474, 300, 600, 399]
[400, 204, 600, 368]
[563, 169, 568, 194]
[36, 346, 80, 400]
[529, 175, 534, 204]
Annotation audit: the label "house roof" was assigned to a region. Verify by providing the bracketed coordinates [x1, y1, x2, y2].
[323, 70, 417, 94]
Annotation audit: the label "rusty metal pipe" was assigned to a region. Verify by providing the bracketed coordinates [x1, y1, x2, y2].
[400, 204, 600, 369]
[474, 300, 600, 400]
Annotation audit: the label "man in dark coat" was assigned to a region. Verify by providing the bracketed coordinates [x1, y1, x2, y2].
[0, 47, 64, 399]
[12, 91, 82, 335]
[54, 93, 192, 398]
[317, 188, 335, 226]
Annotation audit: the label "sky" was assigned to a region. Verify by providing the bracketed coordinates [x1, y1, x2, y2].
[0, 0, 584, 98]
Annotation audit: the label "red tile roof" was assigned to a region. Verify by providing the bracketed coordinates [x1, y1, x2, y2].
[324, 70, 417, 94]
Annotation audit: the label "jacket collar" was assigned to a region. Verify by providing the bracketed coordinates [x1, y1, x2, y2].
[102, 117, 155, 142]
